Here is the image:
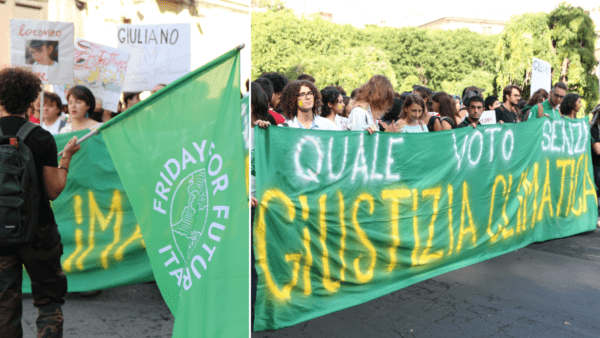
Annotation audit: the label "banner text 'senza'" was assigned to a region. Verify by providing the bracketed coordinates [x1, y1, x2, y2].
[253, 118, 597, 331]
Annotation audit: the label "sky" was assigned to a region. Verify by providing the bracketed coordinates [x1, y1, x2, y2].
[282, 0, 600, 26]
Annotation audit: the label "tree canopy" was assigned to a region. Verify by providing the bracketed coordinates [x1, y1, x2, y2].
[252, 6, 599, 113]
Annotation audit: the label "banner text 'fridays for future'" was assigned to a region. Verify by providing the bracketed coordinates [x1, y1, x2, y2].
[253, 118, 598, 331]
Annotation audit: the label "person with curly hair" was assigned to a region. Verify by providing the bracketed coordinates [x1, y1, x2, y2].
[0, 67, 81, 338]
[347, 75, 395, 133]
[279, 80, 337, 130]
[559, 93, 581, 119]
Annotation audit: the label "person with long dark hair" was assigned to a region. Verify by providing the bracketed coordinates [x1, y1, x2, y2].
[395, 94, 428, 133]
[413, 85, 441, 132]
[559, 93, 581, 119]
[320, 87, 344, 130]
[432, 92, 460, 130]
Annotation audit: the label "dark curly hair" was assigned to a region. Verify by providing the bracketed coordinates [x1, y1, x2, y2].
[560, 93, 580, 116]
[0, 67, 42, 116]
[260, 72, 289, 94]
[280, 80, 321, 119]
[354, 75, 394, 113]
[320, 88, 340, 118]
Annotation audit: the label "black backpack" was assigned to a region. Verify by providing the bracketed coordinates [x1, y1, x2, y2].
[0, 122, 40, 245]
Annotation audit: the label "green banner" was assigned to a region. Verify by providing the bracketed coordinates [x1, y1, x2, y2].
[23, 131, 153, 293]
[99, 48, 248, 337]
[253, 118, 598, 331]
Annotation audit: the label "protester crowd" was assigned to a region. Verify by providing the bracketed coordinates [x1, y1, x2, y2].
[250, 72, 600, 215]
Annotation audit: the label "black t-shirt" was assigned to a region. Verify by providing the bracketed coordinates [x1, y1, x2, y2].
[495, 105, 518, 123]
[457, 118, 480, 128]
[591, 125, 600, 167]
[0, 116, 58, 226]
[427, 116, 439, 132]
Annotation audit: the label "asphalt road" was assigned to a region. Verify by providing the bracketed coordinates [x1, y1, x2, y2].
[19, 227, 600, 337]
[252, 227, 600, 338]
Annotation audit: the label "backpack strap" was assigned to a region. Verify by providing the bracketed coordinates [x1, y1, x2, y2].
[16, 121, 39, 141]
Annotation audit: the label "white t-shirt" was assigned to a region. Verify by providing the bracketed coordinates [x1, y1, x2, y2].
[347, 106, 376, 131]
[334, 115, 349, 130]
[41, 119, 63, 135]
[281, 114, 339, 130]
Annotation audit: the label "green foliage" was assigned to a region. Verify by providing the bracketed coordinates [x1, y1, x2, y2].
[549, 3, 598, 113]
[454, 70, 496, 97]
[495, 12, 557, 98]
[252, 11, 499, 93]
[295, 47, 398, 93]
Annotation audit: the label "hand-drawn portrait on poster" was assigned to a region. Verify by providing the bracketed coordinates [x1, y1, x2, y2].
[10, 19, 74, 84]
[55, 39, 130, 113]
[117, 24, 191, 92]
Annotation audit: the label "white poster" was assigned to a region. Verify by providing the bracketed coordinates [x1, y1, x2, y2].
[479, 110, 497, 125]
[54, 39, 130, 112]
[117, 24, 191, 92]
[10, 19, 74, 85]
[531, 57, 552, 95]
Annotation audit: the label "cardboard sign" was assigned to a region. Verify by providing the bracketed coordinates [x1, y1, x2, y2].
[10, 19, 74, 85]
[54, 39, 130, 112]
[117, 24, 191, 92]
[531, 57, 552, 95]
[480, 110, 497, 125]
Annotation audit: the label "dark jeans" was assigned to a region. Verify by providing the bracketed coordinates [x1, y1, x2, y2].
[0, 234, 66, 338]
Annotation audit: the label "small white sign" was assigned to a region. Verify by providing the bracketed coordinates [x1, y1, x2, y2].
[117, 24, 191, 92]
[480, 110, 497, 125]
[10, 19, 74, 85]
[531, 57, 552, 95]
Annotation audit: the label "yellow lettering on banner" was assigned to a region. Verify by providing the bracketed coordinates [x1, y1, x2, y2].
[410, 189, 420, 266]
[115, 224, 145, 261]
[529, 163, 540, 229]
[302, 227, 312, 295]
[76, 190, 123, 270]
[337, 191, 347, 281]
[516, 170, 530, 233]
[63, 229, 83, 272]
[74, 194, 83, 225]
[571, 154, 584, 216]
[501, 175, 514, 239]
[447, 185, 454, 255]
[352, 193, 377, 283]
[537, 160, 554, 220]
[299, 195, 309, 220]
[456, 183, 477, 253]
[418, 187, 443, 265]
[319, 195, 340, 293]
[255, 189, 298, 300]
[556, 159, 572, 217]
[583, 154, 598, 210]
[565, 159, 576, 216]
[382, 188, 411, 271]
[487, 175, 509, 242]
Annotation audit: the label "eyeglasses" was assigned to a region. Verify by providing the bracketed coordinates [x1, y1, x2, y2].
[298, 92, 315, 99]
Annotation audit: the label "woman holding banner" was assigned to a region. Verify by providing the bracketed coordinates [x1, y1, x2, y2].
[395, 94, 428, 133]
[347, 75, 396, 133]
[59, 85, 102, 134]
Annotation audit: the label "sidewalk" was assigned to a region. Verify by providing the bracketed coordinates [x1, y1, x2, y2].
[22, 282, 174, 338]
